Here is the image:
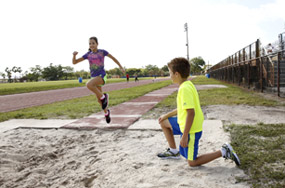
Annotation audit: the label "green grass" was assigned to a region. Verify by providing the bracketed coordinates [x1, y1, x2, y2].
[0, 80, 172, 122]
[225, 123, 285, 188]
[191, 75, 225, 85]
[143, 76, 280, 119]
[153, 77, 279, 110]
[198, 85, 279, 106]
[0, 77, 154, 95]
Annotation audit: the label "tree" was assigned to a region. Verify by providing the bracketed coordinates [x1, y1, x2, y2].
[29, 65, 42, 81]
[0, 72, 6, 80]
[5, 67, 12, 83]
[161, 65, 168, 72]
[161, 65, 169, 76]
[17, 67, 22, 80]
[75, 70, 90, 79]
[106, 68, 123, 77]
[62, 66, 74, 80]
[42, 63, 64, 80]
[190, 57, 206, 74]
[12, 66, 17, 82]
[19, 71, 28, 82]
[144, 64, 159, 76]
[10, 66, 22, 82]
[126, 68, 141, 77]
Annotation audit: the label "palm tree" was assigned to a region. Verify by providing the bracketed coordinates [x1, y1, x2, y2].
[17, 67, 22, 80]
[12, 66, 18, 82]
[0, 72, 6, 82]
[11, 66, 22, 82]
[5, 67, 12, 83]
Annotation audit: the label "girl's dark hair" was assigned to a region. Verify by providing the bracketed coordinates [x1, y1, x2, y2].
[167, 57, 190, 78]
[88, 37, 98, 52]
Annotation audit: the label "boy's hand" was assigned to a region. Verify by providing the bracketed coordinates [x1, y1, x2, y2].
[180, 135, 188, 148]
[158, 115, 167, 124]
[73, 51, 78, 56]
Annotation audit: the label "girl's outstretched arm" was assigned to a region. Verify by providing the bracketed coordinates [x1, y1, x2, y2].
[72, 51, 85, 65]
[107, 54, 125, 73]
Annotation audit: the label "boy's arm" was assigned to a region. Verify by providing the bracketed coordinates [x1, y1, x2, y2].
[158, 109, 177, 124]
[107, 54, 125, 74]
[180, 109, 195, 148]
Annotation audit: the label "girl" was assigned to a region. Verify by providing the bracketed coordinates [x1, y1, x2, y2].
[72, 36, 125, 123]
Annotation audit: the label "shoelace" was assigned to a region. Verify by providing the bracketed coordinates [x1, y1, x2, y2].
[165, 148, 175, 155]
[222, 145, 232, 159]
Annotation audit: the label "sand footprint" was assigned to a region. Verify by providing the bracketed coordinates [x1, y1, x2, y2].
[82, 175, 98, 187]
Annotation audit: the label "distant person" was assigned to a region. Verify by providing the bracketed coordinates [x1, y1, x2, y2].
[157, 57, 241, 167]
[126, 74, 129, 82]
[267, 43, 273, 54]
[72, 36, 125, 124]
[135, 75, 139, 82]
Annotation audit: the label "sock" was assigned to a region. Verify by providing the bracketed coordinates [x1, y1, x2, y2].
[220, 148, 226, 157]
[105, 110, 109, 116]
[170, 148, 178, 154]
[100, 95, 105, 100]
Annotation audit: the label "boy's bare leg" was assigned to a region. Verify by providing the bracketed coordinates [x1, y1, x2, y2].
[160, 119, 176, 149]
[188, 150, 222, 167]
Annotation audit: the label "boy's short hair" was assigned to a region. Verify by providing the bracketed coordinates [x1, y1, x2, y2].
[167, 57, 190, 78]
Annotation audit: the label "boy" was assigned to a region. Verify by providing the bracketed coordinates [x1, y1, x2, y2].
[157, 57, 240, 167]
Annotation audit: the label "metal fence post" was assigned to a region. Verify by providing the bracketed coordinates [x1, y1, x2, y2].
[278, 52, 281, 97]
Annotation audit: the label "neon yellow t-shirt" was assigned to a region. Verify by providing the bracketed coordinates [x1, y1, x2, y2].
[177, 81, 204, 134]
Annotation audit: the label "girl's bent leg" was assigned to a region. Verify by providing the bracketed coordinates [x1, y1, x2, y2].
[96, 86, 107, 113]
[86, 77, 104, 99]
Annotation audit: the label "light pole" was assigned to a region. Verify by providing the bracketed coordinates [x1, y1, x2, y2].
[184, 23, 189, 61]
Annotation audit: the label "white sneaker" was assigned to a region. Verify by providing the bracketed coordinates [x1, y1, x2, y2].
[222, 143, 241, 166]
[157, 148, 180, 159]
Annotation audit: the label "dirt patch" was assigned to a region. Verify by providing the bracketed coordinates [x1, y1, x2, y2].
[195, 84, 227, 90]
[144, 105, 285, 125]
[203, 105, 285, 125]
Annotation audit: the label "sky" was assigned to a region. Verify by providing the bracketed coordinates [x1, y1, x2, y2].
[0, 0, 285, 75]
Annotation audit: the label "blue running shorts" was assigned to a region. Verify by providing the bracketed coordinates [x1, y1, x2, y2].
[168, 117, 202, 161]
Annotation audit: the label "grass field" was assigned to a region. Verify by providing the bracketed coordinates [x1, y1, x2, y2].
[0, 80, 172, 122]
[153, 76, 280, 110]
[225, 123, 285, 188]
[0, 77, 154, 95]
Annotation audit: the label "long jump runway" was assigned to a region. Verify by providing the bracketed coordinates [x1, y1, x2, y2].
[62, 84, 178, 130]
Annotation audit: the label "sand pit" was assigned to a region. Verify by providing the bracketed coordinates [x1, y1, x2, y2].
[0, 120, 248, 188]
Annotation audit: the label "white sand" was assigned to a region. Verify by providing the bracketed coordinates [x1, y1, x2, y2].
[0, 120, 248, 188]
[1, 103, 285, 187]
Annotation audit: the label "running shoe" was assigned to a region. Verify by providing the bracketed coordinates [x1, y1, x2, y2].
[105, 109, 111, 124]
[222, 143, 241, 166]
[101, 93, 109, 110]
[157, 148, 180, 159]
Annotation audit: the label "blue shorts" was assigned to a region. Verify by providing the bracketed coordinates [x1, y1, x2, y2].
[168, 117, 202, 161]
